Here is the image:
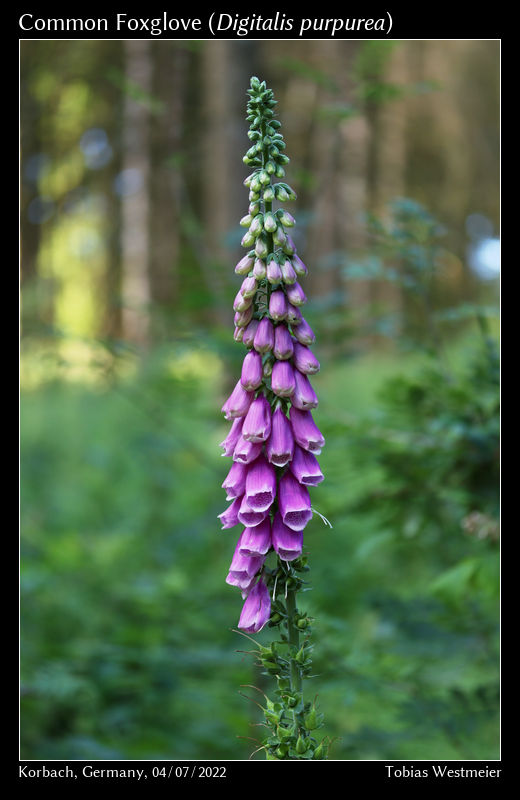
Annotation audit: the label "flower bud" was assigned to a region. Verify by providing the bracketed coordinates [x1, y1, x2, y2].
[273, 324, 294, 360]
[241, 350, 263, 391]
[233, 290, 252, 313]
[253, 318, 274, 353]
[235, 254, 254, 275]
[234, 305, 254, 327]
[240, 214, 252, 227]
[266, 159, 276, 174]
[263, 186, 275, 203]
[241, 230, 255, 248]
[292, 255, 308, 276]
[271, 360, 295, 398]
[234, 326, 244, 342]
[266, 259, 282, 284]
[259, 169, 270, 185]
[287, 304, 302, 326]
[278, 210, 295, 227]
[249, 201, 260, 216]
[240, 276, 257, 298]
[255, 235, 269, 259]
[263, 360, 273, 378]
[250, 175, 262, 193]
[249, 214, 263, 237]
[292, 316, 315, 344]
[269, 290, 288, 322]
[283, 235, 296, 256]
[249, 190, 260, 202]
[253, 258, 266, 279]
[275, 164, 285, 178]
[273, 226, 287, 247]
[280, 260, 297, 284]
[275, 185, 289, 202]
[286, 281, 307, 307]
[263, 211, 277, 233]
[293, 342, 320, 374]
[242, 319, 259, 348]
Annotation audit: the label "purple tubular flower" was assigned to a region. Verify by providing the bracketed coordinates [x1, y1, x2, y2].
[266, 407, 294, 467]
[271, 360, 295, 398]
[253, 259, 266, 279]
[235, 254, 254, 275]
[286, 281, 307, 307]
[283, 235, 296, 256]
[241, 276, 257, 298]
[241, 350, 263, 391]
[287, 304, 302, 326]
[292, 316, 316, 345]
[218, 495, 243, 529]
[289, 444, 324, 486]
[289, 407, 325, 454]
[242, 319, 259, 348]
[273, 324, 294, 360]
[222, 380, 254, 420]
[233, 435, 263, 465]
[278, 472, 313, 531]
[291, 370, 318, 410]
[253, 317, 274, 353]
[238, 579, 271, 632]
[272, 511, 303, 561]
[237, 494, 268, 528]
[226, 534, 265, 589]
[239, 518, 271, 556]
[233, 289, 252, 313]
[222, 460, 248, 500]
[292, 255, 308, 276]
[267, 259, 282, 284]
[269, 290, 288, 322]
[281, 260, 297, 284]
[245, 453, 276, 512]
[219, 417, 244, 457]
[242, 395, 272, 442]
[293, 342, 320, 374]
[234, 306, 254, 328]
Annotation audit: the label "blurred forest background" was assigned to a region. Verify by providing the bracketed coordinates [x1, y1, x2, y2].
[20, 39, 500, 760]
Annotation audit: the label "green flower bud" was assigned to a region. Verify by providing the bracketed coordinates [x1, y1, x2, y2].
[304, 708, 318, 730]
[250, 76, 260, 90]
[249, 201, 260, 216]
[313, 740, 327, 760]
[249, 190, 260, 202]
[249, 214, 263, 236]
[263, 186, 275, 203]
[278, 210, 295, 227]
[250, 175, 262, 193]
[263, 212, 277, 233]
[297, 618, 309, 629]
[275, 185, 290, 202]
[263, 360, 273, 378]
[241, 230, 255, 248]
[278, 154, 290, 165]
[269, 145, 280, 158]
[253, 258, 266, 279]
[270, 612, 282, 624]
[275, 745, 287, 759]
[275, 164, 286, 178]
[296, 735, 307, 754]
[266, 160, 276, 175]
[270, 120, 282, 129]
[277, 724, 296, 741]
[255, 235, 269, 259]
[273, 226, 286, 247]
[259, 169, 271, 186]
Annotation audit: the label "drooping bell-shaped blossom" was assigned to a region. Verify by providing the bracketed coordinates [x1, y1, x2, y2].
[289, 444, 324, 486]
[272, 511, 303, 561]
[240, 276, 258, 298]
[242, 395, 272, 442]
[291, 370, 318, 411]
[253, 317, 274, 353]
[273, 324, 294, 360]
[234, 306, 254, 328]
[278, 471, 313, 531]
[233, 435, 263, 465]
[239, 517, 272, 556]
[245, 453, 276, 512]
[237, 494, 268, 528]
[271, 360, 295, 398]
[219, 417, 244, 457]
[222, 460, 248, 500]
[238, 578, 271, 633]
[235, 253, 254, 275]
[266, 407, 294, 467]
[218, 495, 243, 529]
[242, 319, 259, 348]
[286, 281, 307, 307]
[292, 316, 316, 345]
[289, 407, 325, 454]
[269, 290, 288, 322]
[233, 289, 252, 313]
[292, 254, 308, 277]
[222, 380, 254, 420]
[253, 258, 267, 280]
[280, 260, 297, 284]
[226, 534, 266, 589]
[241, 350, 263, 391]
[292, 342, 320, 375]
[267, 259, 282, 284]
[287, 304, 302, 326]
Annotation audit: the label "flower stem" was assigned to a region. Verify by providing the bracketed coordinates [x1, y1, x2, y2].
[285, 583, 302, 696]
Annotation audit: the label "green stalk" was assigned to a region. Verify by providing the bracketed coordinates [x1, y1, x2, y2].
[285, 583, 302, 697]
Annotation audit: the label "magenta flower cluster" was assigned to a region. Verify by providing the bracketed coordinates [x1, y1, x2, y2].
[219, 250, 325, 634]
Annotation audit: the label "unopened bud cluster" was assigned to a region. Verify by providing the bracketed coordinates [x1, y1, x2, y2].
[218, 76, 329, 760]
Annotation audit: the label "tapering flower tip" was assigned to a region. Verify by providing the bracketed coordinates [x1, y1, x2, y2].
[271, 360, 296, 398]
[222, 380, 254, 420]
[269, 290, 288, 322]
[219, 417, 244, 457]
[235, 254, 254, 275]
[273, 226, 287, 248]
[286, 281, 307, 307]
[234, 306, 254, 328]
[272, 511, 304, 561]
[266, 259, 282, 284]
[253, 317, 274, 354]
[281, 260, 297, 285]
[249, 214, 263, 236]
[283, 235, 297, 256]
[218, 495, 243, 529]
[287, 304, 302, 326]
[292, 316, 316, 345]
[240, 276, 257, 299]
[237, 494, 268, 528]
[278, 472, 313, 531]
[240, 214, 252, 227]
[238, 579, 271, 633]
[245, 453, 276, 512]
[290, 444, 324, 486]
[239, 518, 272, 557]
[233, 435, 263, 465]
[266, 406, 294, 467]
[253, 258, 266, 280]
[292, 370, 319, 410]
[233, 289, 252, 313]
[234, 326, 244, 343]
[293, 342, 320, 374]
[241, 230, 256, 249]
[273, 324, 294, 361]
[242, 319, 259, 348]
[240, 350, 263, 391]
[249, 201, 260, 217]
[279, 210, 295, 228]
[263, 211, 278, 233]
[289, 407, 325, 454]
[255, 236, 269, 259]
[222, 460, 248, 500]
[242, 394, 272, 443]
[292, 255, 308, 277]
[226, 534, 266, 589]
